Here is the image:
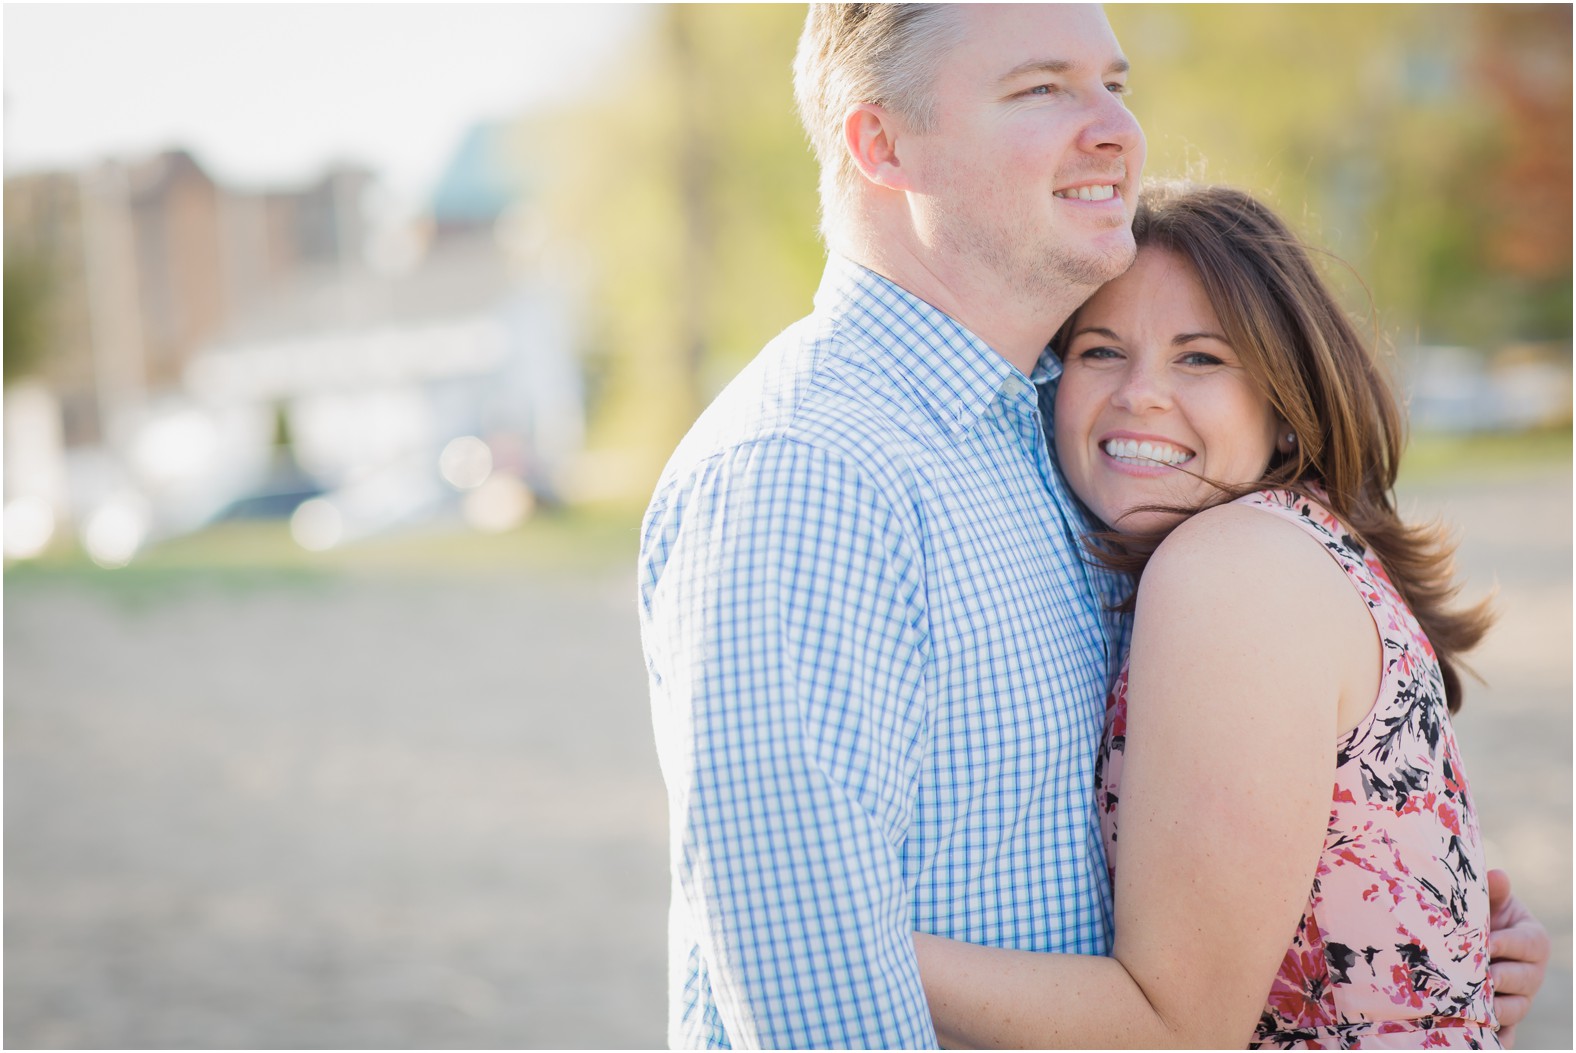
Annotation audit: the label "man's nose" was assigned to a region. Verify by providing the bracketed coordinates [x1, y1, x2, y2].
[1081, 92, 1144, 159]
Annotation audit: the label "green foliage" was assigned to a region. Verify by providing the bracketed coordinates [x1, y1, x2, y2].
[526, 5, 820, 482]
[1400, 426, 1573, 485]
[270, 402, 294, 448]
[3, 250, 55, 386]
[1108, 4, 1571, 348]
[8, 505, 639, 601]
[526, 5, 1570, 501]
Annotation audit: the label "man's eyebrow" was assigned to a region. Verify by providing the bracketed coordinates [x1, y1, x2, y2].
[999, 56, 1130, 84]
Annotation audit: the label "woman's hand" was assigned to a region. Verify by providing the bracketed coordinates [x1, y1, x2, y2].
[1486, 868, 1551, 1047]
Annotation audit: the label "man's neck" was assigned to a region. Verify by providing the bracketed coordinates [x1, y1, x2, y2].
[840, 233, 1095, 377]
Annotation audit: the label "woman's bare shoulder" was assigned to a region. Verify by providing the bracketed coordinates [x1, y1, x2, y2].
[1149, 499, 1328, 576]
[1139, 499, 1361, 639]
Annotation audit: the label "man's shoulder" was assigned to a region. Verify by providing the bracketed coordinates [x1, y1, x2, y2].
[652, 313, 937, 504]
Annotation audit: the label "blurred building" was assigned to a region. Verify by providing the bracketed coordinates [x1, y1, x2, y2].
[6, 151, 376, 442]
[1402, 344, 1574, 434]
[4, 126, 585, 564]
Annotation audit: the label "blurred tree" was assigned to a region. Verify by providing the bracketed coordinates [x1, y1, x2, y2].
[525, 5, 1569, 501]
[525, 4, 819, 485]
[1472, 4, 1573, 342]
[1108, 4, 1571, 351]
[3, 251, 55, 387]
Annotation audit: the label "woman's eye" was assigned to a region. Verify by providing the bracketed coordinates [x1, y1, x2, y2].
[1180, 351, 1224, 367]
[1078, 345, 1122, 361]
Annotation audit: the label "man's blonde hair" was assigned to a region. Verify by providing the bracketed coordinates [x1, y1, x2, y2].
[792, 3, 964, 244]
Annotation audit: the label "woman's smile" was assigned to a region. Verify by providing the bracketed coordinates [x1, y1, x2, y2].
[1098, 432, 1196, 472]
[1054, 246, 1281, 531]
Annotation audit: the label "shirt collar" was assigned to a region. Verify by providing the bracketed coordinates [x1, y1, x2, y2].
[1031, 348, 1063, 386]
[814, 255, 1058, 435]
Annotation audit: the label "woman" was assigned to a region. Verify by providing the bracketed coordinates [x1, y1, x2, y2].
[913, 184, 1500, 1048]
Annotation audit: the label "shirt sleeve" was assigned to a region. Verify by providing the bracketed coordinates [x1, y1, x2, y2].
[640, 436, 936, 1049]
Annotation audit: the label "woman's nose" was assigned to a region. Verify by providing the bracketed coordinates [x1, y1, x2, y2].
[1111, 363, 1170, 413]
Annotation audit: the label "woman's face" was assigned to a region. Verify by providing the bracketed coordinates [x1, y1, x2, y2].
[1053, 246, 1282, 532]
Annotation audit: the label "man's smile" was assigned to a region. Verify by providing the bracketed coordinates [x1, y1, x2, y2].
[1054, 183, 1118, 201]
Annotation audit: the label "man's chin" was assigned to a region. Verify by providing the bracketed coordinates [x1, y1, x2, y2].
[1052, 237, 1137, 289]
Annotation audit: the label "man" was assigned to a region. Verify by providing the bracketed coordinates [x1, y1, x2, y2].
[639, 5, 1548, 1048]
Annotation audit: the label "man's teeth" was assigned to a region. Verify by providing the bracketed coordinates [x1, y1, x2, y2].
[1054, 184, 1116, 201]
[1102, 438, 1192, 465]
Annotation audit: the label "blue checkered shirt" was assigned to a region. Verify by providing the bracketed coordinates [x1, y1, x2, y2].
[640, 256, 1129, 1049]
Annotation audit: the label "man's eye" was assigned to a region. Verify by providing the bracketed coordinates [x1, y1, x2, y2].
[1026, 84, 1059, 97]
[1106, 82, 1130, 97]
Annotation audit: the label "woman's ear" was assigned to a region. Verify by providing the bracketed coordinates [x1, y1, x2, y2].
[1275, 422, 1299, 456]
[842, 103, 913, 191]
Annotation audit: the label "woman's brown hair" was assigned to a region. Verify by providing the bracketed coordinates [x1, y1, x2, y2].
[1060, 182, 1493, 712]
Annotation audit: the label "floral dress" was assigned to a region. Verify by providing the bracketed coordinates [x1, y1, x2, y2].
[1094, 489, 1500, 1050]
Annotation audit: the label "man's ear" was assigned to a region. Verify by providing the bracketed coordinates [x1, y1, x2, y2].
[842, 103, 913, 191]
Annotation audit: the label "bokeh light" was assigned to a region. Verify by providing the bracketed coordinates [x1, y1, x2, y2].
[289, 497, 344, 552]
[4, 495, 56, 560]
[81, 497, 149, 568]
[462, 473, 533, 533]
[438, 435, 493, 491]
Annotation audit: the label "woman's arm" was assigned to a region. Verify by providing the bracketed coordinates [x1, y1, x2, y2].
[916, 505, 1372, 1048]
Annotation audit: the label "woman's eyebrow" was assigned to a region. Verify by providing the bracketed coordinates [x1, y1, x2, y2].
[1173, 331, 1230, 345]
[1071, 325, 1120, 340]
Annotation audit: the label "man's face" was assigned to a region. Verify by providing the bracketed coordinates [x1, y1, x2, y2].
[900, 4, 1145, 299]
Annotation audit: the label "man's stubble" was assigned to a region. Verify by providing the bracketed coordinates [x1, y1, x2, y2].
[939, 210, 1139, 315]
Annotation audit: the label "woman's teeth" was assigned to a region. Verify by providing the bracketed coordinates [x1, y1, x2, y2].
[1102, 438, 1192, 466]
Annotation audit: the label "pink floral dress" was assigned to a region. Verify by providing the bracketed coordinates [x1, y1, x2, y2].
[1095, 489, 1499, 1050]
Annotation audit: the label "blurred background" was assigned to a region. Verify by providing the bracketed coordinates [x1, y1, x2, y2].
[4, 4, 1570, 1048]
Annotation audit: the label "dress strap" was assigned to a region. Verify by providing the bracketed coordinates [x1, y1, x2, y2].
[1231, 488, 1390, 610]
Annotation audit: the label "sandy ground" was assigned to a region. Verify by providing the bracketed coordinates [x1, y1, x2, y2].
[6, 465, 1570, 1049]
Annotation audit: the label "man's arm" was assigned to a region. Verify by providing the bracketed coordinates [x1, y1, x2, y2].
[642, 437, 934, 1049]
[1486, 868, 1551, 1047]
